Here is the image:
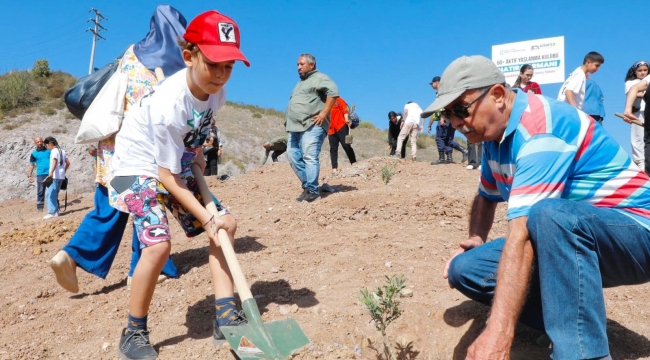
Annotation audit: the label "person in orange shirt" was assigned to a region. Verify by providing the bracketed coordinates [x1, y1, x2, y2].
[328, 97, 356, 174]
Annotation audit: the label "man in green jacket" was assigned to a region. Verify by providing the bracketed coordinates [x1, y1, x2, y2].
[285, 53, 339, 202]
[261, 137, 287, 165]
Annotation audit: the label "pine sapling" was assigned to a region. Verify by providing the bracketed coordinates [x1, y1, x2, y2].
[381, 165, 396, 193]
[358, 274, 407, 360]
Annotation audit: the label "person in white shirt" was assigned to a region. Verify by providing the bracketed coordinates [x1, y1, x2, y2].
[623, 72, 650, 175]
[107, 10, 250, 359]
[557, 51, 605, 109]
[624, 61, 649, 170]
[43, 136, 70, 219]
[396, 101, 423, 161]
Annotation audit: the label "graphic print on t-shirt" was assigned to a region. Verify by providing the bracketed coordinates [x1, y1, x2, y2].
[183, 107, 214, 149]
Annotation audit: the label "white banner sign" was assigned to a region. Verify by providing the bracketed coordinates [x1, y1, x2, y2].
[491, 36, 565, 85]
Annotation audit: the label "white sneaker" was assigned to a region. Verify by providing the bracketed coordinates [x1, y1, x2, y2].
[466, 165, 474, 170]
[50, 250, 79, 293]
[43, 212, 59, 220]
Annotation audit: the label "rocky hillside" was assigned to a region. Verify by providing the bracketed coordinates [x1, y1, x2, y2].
[1, 104, 454, 202]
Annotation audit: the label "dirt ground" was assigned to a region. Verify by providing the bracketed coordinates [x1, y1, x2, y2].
[2, 158, 650, 360]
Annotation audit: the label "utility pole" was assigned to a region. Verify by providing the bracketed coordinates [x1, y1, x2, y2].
[86, 8, 107, 75]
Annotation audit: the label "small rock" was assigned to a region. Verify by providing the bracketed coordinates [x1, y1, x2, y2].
[274, 218, 281, 223]
[33, 246, 42, 255]
[270, 267, 279, 273]
[312, 305, 323, 315]
[399, 289, 413, 297]
[279, 305, 291, 315]
[289, 304, 299, 313]
[101, 342, 110, 351]
[385, 261, 392, 268]
[354, 344, 362, 356]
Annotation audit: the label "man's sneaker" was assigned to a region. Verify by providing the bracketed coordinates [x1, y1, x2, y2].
[43, 212, 59, 220]
[50, 250, 79, 293]
[117, 328, 158, 360]
[295, 189, 308, 202]
[466, 164, 475, 170]
[303, 192, 320, 202]
[213, 310, 248, 346]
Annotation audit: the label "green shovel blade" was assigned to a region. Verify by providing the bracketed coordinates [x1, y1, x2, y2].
[221, 299, 310, 359]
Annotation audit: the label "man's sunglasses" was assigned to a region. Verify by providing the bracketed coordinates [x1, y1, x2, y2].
[441, 87, 491, 119]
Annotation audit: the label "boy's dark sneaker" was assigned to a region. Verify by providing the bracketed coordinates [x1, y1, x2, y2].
[117, 328, 158, 360]
[303, 192, 320, 202]
[213, 310, 248, 346]
[295, 189, 308, 202]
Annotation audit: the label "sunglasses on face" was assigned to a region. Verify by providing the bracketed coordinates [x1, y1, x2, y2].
[441, 87, 492, 119]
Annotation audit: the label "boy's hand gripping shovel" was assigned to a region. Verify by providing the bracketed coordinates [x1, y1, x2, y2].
[191, 165, 310, 359]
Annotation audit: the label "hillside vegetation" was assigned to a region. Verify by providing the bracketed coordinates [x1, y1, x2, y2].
[0, 64, 466, 202]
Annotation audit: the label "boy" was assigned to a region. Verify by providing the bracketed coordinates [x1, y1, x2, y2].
[108, 10, 249, 360]
[557, 51, 605, 110]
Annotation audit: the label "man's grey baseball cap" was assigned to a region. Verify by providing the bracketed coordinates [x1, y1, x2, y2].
[421, 55, 506, 118]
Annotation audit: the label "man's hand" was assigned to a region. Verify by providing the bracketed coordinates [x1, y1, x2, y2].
[443, 237, 483, 287]
[312, 112, 327, 126]
[28, 175, 33, 183]
[217, 149, 222, 157]
[385, 145, 392, 150]
[427, 125, 432, 133]
[466, 328, 512, 360]
[623, 111, 641, 124]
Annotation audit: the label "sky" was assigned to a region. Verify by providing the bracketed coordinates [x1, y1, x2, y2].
[1, 1, 648, 154]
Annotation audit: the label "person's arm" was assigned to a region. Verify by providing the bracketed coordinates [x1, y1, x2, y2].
[158, 166, 224, 237]
[64, 157, 70, 173]
[623, 81, 649, 122]
[344, 113, 350, 126]
[261, 149, 271, 165]
[28, 163, 35, 182]
[48, 158, 56, 178]
[466, 216, 534, 359]
[443, 194, 497, 280]
[313, 97, 337, 126]
[564, 90, 577, 107]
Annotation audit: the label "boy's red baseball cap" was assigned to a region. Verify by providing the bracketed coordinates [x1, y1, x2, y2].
[183, 10, 250, 67]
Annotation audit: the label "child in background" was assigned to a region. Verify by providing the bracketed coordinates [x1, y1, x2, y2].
[107, 10, 250, 360]
[557, 51, 605, 110]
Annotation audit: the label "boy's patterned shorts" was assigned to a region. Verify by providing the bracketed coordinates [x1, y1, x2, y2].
[107, 169, 227, 249]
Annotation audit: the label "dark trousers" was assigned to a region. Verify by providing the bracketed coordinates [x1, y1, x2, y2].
[435, 122, 462, 152]
[328, 126, 356, 169]
[271, 149, 285, 162]
[36, 174, 47, 210]
[467, 142, 483, 166]
[389, 137, 407, 158]
[204, 159, 219, 176]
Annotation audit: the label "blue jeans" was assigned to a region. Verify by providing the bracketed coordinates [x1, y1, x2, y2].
[45, 179, 63, 214]
[36, 174, 47, 210]
[448, 199, 650, 359]
[287, 125, 326, 194]
[63, 185, 177, 279]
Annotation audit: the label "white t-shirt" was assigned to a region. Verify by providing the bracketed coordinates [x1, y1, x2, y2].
[557, 67, 587, 109]
[626, 79, 646, 119]
[49, 148, 67, 179]
[112, 68, 226, 178]
[403, 102, 423, 125]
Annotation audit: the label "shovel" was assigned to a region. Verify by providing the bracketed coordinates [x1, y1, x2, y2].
[191, 165, 311, 359]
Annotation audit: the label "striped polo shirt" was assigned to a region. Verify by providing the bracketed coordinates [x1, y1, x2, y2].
[478, 90, 650, 229]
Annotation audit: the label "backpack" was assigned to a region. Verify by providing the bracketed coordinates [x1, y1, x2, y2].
[348, 103, 360, 129]
[64, 51, 125, 120]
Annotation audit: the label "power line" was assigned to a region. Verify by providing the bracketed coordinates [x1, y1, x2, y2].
[0, 13, 87, 47]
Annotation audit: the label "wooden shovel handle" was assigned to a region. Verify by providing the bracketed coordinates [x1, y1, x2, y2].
[615, 112, 643, 127]
[190, 164, 253, 301]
